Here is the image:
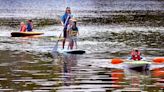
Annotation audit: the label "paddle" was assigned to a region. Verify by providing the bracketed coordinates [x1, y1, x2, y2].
[111, 58, 124, 64]
[111, 57, 164, 64]
[153, 57, 164, 63]
[53, 33, 62, 51]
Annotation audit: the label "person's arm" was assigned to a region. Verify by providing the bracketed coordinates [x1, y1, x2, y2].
[77, 31, 79, 36]
[67, 25, 71, 36]
[20, 26, 22, 32]
[130, 51, 133, 57]
[61, 15, 65, 27]
[61, 21, 64, 27]
[31, 23, 33, 29]
[30, 23, 33, 31]
[77, 28, 79, 35]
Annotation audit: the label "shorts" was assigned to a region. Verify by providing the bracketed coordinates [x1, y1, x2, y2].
[72, 36, 77, 41]
[69, 36, 77, 42]
[63, 28, 67, 38]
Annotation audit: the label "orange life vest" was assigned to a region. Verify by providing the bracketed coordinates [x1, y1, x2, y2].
[20, 25, 26, 32]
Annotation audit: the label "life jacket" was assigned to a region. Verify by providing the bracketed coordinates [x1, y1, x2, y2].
[131, 51, 141, 60]
[70, 27, 78, 36]
[20, 25, 26, 32]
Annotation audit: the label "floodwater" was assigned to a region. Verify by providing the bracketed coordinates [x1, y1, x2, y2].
[0, 0, 164, 92]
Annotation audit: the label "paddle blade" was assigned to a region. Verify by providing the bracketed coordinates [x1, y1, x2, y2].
[111, 70, 124, 80]
[153, 57, 164, 63]
[111, 58, 123, 64]
[152, 68, 164, 77]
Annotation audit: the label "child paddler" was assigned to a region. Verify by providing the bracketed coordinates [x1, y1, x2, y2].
[27, 20, 33, 32]
[20, 22, 26, 32]
[67, 18, 79, 49]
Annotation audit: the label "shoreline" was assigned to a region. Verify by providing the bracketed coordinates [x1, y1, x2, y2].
[0, 10, 163, 27]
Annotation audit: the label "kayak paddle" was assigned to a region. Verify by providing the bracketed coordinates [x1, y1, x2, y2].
[111, 57, 164, 64]
[153, 57, 164, 63]
[111, 58, 124, 64]
[53, 33, 62, 51]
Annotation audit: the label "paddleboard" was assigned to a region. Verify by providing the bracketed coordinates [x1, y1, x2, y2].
[11, 32, 44, 37]
[53, 48, 85, 54]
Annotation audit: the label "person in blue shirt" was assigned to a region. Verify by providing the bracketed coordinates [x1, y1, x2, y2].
[27, 20, 33, 32]
[61, 7, 73, 49]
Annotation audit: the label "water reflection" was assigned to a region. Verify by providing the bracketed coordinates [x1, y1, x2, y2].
[152, 68, 164, 78]
[0, 50, 163, 91]
[110, 69, 124, 85]
[62, 54, 77, 86]
[0, 0, 163, 91]
[111, 68, 163, 92]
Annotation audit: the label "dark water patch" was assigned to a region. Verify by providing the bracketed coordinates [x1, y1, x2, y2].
[0, 0, 164, 27]
[0, 18, 60, 27]
[0, 10, 164, 27]
[82, 31, 164, 48]
[79, 11, 163, 27]
[0, 50, 62, 91]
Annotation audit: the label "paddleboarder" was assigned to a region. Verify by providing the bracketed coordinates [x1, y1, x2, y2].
[67, 18, 79, 49]
[27, 20, 33, 32]
[61, 7, 73, 49]
[20, 22, 26, 32]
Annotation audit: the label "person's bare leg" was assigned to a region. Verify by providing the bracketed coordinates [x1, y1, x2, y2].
[75, 40, 77, 49]
[67, 42, 70, 49]
[71, 40, 74, 49]
[62, 38, 66, 49]
[69, 39, 72, 50]
[70, 40, 72, 49]
[67, 39, 70, 49]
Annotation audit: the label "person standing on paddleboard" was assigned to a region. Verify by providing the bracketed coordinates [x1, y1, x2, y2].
[67, 18, 79, 49]
[61, 7, 73, 49]
[27, 20, 33, 32]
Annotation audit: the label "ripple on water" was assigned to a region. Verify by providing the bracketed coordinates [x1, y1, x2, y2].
[0, 23, 163, 92]
[0, 50, 163, 91]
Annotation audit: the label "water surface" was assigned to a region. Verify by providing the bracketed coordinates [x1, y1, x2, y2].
[0, 0, 164, 92]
